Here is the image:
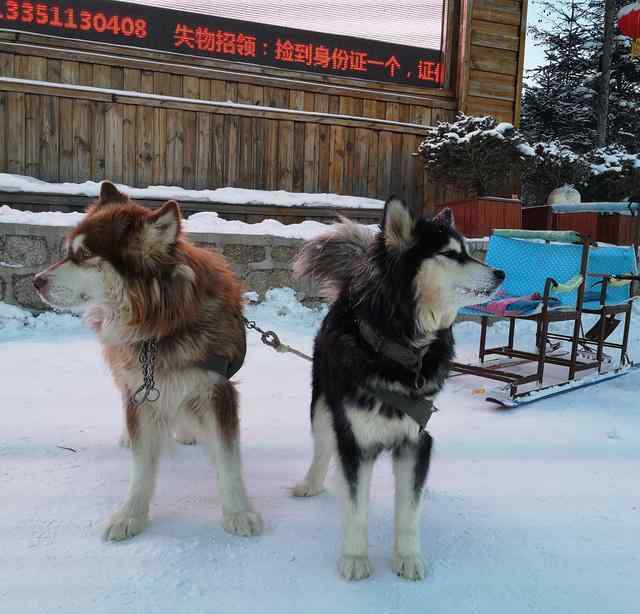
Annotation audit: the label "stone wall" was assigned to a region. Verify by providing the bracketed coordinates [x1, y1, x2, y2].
[0, 222, 488, 311]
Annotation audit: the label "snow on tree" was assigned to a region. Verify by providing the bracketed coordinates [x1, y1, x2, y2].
[521, 141, 590, 205]
[415, 114, 640, 205]
[416, 114, 532, 197]
[522, 0, 640, 153]
[581, 144, 640, 200]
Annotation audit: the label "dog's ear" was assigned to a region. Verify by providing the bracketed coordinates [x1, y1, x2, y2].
[97, 181, 128, 206]
[382, 197, 413, 249]
[434, 207, 455, 228]
[147, 200, 181, 244]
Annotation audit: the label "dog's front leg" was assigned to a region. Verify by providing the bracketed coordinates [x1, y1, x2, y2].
[337, 452, 376, 581]
[118, 397, 131, 448]
[391, 433, 433, 580]
[104, 403, 161, 541]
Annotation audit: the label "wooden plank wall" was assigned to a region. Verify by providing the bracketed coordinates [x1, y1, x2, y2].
[0, 76, 433, 212]
[459, 0, 527, 124]
[0, 42, 460, 214]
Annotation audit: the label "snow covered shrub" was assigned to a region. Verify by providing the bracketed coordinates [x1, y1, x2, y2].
[416, 113, 532, 197]
[580, 146, 640, 202]
[521, 142, 590, 206]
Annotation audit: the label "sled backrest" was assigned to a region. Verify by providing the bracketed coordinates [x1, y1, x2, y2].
[586, 244, 638, 305]
[485, 231, 638, 307]
[485, 232, 587, 307]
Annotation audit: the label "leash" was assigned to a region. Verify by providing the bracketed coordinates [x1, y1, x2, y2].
[243, 317, 313, 362]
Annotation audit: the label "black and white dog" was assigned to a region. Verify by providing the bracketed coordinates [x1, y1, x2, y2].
[293, 198, 504, 581]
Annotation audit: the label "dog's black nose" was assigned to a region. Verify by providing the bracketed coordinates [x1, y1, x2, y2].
[33, 275, 47, 290]
[494, 269, 506, 281]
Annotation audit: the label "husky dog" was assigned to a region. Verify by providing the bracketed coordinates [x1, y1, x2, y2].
[293, 198, 504, 581]
[33, 182, 263, 541]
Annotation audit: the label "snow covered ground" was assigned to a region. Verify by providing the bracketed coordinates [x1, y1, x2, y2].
[1, 291, 639, 614]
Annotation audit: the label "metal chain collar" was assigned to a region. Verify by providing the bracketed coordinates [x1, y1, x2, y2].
[133, 338, 160, 405]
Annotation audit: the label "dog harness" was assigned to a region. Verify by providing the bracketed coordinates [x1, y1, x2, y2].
[357, 319, 437, 430]
[197, 326, 247, 380]
[133, 326, 247, 405]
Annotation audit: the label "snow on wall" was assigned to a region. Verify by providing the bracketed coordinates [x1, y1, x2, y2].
[0, 173, 385, 211]
[0, 204, 359, 240]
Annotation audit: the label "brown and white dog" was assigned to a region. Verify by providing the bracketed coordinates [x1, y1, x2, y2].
[33, 181, 263, 541]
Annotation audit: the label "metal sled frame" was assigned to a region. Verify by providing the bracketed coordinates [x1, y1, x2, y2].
[451, 232, 597, 398]
[450, 221, 639, 405]
[548, 201, 640, 375]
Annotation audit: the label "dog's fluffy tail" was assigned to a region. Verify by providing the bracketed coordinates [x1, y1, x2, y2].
[293, 217, 375, 301]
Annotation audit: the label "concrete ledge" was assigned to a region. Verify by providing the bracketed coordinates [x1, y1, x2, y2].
[0, 221, 488, 311]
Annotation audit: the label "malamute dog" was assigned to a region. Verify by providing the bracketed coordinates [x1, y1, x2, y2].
[33, 182, 263, 541]
[293, 198, 503, 580]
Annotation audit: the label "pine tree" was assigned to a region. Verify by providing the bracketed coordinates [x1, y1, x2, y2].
[583, 0, 640, 152]
[522, 0, 640, 153]
[522, 0, 596, 152]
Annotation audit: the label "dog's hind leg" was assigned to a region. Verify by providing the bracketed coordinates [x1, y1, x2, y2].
[104, 402, 161, 541]
[199, 380, 263, 537]
[391, 432, 433, 581]
[118, 427, 131, 448]
[173, 418, 197, 445]
[292, 398, 333, 497]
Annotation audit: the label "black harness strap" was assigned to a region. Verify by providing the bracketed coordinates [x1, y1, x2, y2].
[357, 318, 437, 429]
[358, 319, 429, 389]
[358, 319, 425, 371]
[367, 386, 437, 430]
[198, 325, 247, 379]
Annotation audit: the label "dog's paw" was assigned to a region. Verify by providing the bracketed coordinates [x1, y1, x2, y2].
[392, 554, 426, 581]
[338, 555, 371, 581]
[102, 513, 147, 541]
[291, 480, 324, 497]
[118, 432, 132, 448]
[174, 434, 197, 445]
[223, 511, 263, 537]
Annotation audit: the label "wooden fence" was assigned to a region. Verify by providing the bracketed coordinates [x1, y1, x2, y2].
[0, 34, 458, 214]
[0, 75, 433, 213]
